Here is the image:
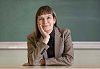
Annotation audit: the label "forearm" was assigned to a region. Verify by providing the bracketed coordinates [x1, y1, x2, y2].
[34, 42, 49, 56]
[45, 55, 74, 66]
[26, 32, 49, 66]
[27, 41, 49, 65]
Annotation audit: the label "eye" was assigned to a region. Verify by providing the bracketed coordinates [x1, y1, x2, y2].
[47, 16, 51, 19]
[38, 17, 43, 21]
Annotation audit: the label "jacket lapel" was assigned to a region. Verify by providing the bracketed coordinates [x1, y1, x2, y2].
[54, 27, 62, 58]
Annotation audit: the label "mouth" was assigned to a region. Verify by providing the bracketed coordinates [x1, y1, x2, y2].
[42, 25, 49, 27]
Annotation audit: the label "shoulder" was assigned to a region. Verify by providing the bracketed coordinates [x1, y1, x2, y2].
[57, 27, 72, 41]
[57, 27, 71, 36]
[27, 32, 36, 40]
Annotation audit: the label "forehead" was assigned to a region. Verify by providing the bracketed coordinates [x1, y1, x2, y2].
[38, 14, 53, 18]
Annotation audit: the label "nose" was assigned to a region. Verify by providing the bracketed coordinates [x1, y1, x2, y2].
[43, 18, 47, 24]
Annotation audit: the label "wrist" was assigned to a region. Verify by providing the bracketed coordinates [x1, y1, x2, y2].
[43, 35, 50, 39]
[43, 36, 50, 44]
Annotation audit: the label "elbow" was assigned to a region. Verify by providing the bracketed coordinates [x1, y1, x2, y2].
[66, 61, 73, 66]
[65, 56, 74, 66]
[67, 61, 73, 66]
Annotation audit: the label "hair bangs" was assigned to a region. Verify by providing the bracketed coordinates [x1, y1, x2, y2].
[37, 7, 53, 16]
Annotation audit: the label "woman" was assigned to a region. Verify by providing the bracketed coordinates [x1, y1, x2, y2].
[23, 5, 74, 66]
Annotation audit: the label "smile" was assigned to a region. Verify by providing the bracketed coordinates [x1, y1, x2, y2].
[42, 25, 49, 27]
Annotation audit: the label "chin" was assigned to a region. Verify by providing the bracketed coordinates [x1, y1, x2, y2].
[43, 29, 50, 32]
[44, 29, 49, 32]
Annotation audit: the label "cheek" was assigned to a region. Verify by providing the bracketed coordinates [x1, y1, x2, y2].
[50, 20, 55, 26]
[38, 21, 43, 25]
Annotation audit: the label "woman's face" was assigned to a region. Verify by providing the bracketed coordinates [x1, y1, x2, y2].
[37, 14, 56, 33]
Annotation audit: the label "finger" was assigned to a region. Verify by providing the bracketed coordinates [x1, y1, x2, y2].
[37, 23, 42, 32]
[40, 25, 45, 33]
[37, 24, 45, 36]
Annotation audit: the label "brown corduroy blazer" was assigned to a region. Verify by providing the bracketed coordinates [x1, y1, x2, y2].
[26, 27, 74, 66]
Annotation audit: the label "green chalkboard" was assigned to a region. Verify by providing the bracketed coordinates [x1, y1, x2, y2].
[0, 0, 100, 41]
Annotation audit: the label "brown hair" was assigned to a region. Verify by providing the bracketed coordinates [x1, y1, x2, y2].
[35, 5, 57, 40]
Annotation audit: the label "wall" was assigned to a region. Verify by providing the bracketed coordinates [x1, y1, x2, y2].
[0, 0, 100, 41]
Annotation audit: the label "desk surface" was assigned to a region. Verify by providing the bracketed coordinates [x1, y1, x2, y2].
[0, 49, 100, 68]
[0, 66, 100, 69]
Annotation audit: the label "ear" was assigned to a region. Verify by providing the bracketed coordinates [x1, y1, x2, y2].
[53, 17, 56, 24]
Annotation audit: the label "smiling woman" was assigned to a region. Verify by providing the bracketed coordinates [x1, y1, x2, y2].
[23, 5, 74, 66]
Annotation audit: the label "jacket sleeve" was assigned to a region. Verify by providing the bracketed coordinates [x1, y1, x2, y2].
[45, 29, 74, 66]
[27, 33, 49, 65]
